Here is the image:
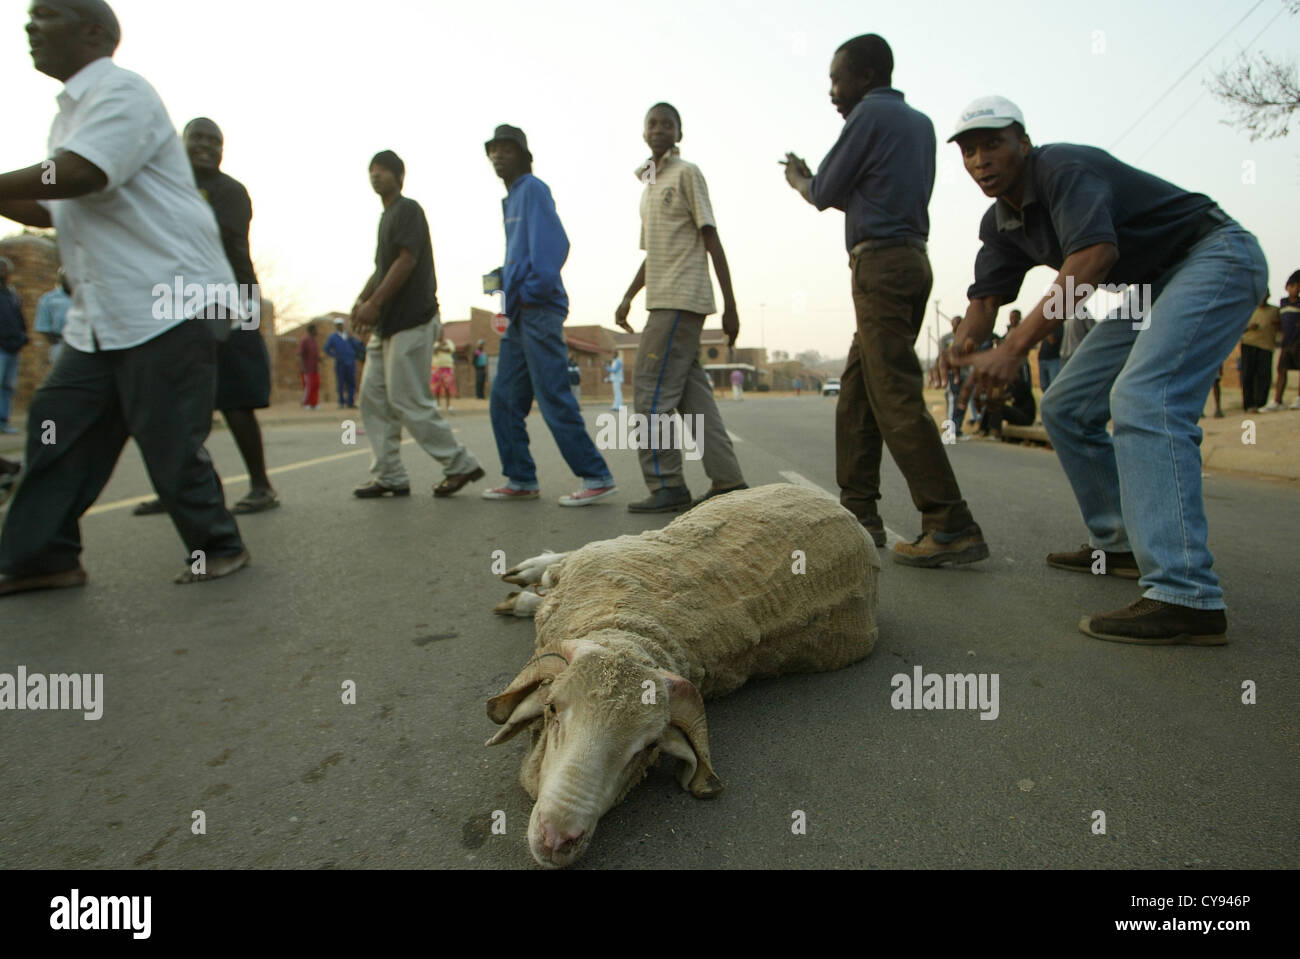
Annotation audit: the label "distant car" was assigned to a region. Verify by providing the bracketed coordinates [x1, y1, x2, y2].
[822, 378, 841, 396]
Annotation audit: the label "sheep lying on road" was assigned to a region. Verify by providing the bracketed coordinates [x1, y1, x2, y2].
[485, 483, 880, 868]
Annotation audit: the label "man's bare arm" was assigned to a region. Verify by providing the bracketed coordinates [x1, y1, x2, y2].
[1000, 243, 1119, 359]
[0, 200, 52, 228]
[702, 226, 740, 346]
[367, 249, 416, 308]
[0, 152, 109, 204]
[615, 261, 646, 333]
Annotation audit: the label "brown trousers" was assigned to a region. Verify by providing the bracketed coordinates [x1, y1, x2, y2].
[835, 245, 974, 534]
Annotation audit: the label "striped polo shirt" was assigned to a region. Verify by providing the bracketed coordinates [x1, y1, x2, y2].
[638, 148, 717, 315]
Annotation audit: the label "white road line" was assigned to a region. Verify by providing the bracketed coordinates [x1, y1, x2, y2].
[777, 470, 904, 544]
[727, 431, 743, 443]
[84, 438, 415, 517]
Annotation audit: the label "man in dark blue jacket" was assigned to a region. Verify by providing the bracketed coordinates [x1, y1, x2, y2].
[481, 125, 615, 507]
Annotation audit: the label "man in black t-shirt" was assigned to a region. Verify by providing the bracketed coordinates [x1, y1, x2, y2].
[350, 151, 483, 499]
[134, 117, 277, 517]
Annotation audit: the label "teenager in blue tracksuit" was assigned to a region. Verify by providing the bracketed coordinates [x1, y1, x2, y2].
[480, 124, 615, 506]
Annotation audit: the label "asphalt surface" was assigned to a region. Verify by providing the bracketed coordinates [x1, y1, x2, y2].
[0, 397, 1296, 870]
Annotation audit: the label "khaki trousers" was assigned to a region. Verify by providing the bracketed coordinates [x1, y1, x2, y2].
[633, 310, 744, 490]
[360, 315, 478, 486]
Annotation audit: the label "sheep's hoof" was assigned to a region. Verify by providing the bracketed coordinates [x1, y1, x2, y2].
[493, 592, 522, 616]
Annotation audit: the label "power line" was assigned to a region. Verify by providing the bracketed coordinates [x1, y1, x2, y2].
[1109, 0, 1266, 148]
[1134, 2, 1291, 160]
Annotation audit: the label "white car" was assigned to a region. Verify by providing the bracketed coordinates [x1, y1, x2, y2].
[822, 378, 841, 396]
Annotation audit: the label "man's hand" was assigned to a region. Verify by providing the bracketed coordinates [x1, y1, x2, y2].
[931, 336, 975, 389]
[352, 299, 379, 338]
[959, 344, 1024, 407]
[614, 297, 634, 334]
[721, 303, 740, 347]
[781, 152, 812, 190]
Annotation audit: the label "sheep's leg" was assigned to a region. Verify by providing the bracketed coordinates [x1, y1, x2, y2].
[502, 551, 571, 586]
[493, 588, 549, 618]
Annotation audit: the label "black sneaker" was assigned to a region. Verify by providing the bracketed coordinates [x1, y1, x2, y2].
[132, 497, 167, 516]
[353, 481, 411, 499]
[1079, 598, 1227, 646]
[628, 486, 692, 514]
[1046, 544, 1140, 579]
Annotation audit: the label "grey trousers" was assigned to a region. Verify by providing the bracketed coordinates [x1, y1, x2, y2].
[633, 309, 744, 490]
[360, 315, 478, 486]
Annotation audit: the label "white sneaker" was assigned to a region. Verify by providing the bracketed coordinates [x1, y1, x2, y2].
[1290, 398, 1300, 410]
[1260, 401, 1283, 412]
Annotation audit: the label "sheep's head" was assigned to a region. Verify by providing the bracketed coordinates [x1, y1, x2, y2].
[486, 635, 722, 868]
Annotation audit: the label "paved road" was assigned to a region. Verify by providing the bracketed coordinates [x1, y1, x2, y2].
[1, 398, 1296, 870]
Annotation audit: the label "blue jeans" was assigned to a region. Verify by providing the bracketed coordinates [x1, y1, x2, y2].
[489, 308, 613, 489]
[1038, 356, 1062, 393]
[0, 349, 18, 425]
[1040, 223, 1267, 609]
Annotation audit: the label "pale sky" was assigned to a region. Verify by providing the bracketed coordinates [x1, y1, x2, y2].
[2, 0, 1297, 362]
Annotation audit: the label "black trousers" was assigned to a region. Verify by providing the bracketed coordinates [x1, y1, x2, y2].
[475, 366, 487, 399]
[1240, 344, 1272, 410]
[0, 319, 244, 576]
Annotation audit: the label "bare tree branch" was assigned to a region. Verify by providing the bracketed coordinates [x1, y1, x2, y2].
[1208, 0, 1300, 141]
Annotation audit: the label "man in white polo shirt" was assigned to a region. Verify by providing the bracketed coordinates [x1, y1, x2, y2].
[0, 0, 249, 595]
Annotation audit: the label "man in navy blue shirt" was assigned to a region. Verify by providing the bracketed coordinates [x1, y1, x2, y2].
[941, 96, 1268, 645]
[481, 125, 615, 507]
[782, 34, 986, 567]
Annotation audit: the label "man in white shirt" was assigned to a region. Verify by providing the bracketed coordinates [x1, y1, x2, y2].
[0, 0, 249, 595]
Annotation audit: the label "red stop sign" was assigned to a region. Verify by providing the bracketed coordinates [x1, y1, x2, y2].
[491, 313, 509, 336]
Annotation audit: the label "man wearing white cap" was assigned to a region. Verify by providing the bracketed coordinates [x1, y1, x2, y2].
[781, 33, 987, 568]
[940, 96, 1268, 645]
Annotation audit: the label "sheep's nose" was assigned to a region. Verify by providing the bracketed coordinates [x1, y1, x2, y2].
[540, 818, 584, 856]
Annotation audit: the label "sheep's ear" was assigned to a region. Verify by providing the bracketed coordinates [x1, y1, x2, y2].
[662, 672, 723, 799]
[485, 685, 548, 746]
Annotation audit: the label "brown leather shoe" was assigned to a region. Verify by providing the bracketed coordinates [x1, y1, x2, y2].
[892, 524, 989, 568]
[1046, 544, 1140, 579]
[174, 549, 251, 584]
[434, 467, 486, 498]
[0, 566, 88, 597]
[1079, 597, 1227, 646]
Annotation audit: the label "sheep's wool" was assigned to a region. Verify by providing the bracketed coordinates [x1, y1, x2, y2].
[533, 484, 880, 697]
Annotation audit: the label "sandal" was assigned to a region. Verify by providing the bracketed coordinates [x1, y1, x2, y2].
[434, 467, 485, 498]
[232, 489, 280, 514]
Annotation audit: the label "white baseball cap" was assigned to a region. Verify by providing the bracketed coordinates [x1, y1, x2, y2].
[948, 96, 1025, 142]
